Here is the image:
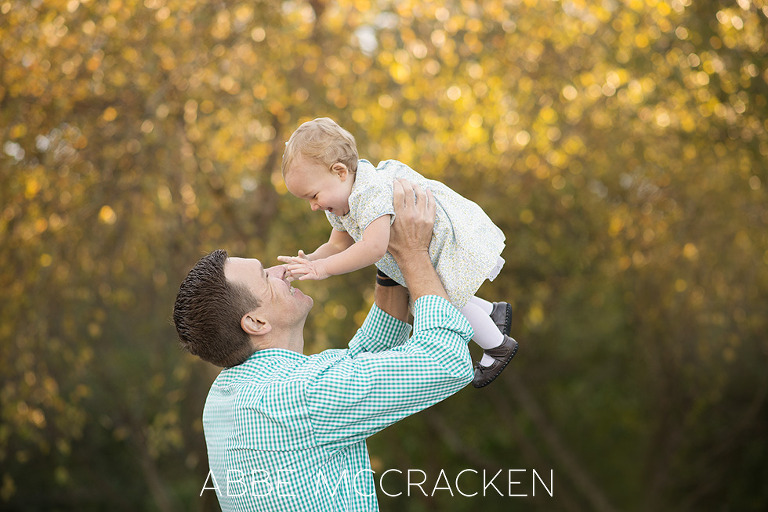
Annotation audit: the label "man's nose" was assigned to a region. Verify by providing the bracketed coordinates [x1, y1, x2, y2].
[266, 265, 286, 279]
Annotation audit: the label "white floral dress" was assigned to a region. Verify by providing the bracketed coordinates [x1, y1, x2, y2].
[325, 159, 506, 308]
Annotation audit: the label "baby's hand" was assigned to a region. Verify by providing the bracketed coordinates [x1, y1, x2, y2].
[277, 249, 309, 265]
[283, 258, 330, 281]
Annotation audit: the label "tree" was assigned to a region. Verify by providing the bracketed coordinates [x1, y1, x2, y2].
[1, 0, 766, 510]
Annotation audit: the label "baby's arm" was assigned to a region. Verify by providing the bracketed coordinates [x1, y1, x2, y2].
[278, 229, 353, 264]
[284, 216, 391, 280]
[306, 229, 355, 260]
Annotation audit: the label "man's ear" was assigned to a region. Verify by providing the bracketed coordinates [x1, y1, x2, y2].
[330, 162, 349, 181]
[241, 311, 272, 336]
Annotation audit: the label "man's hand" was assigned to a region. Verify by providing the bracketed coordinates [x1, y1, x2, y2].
[388, 179, 448, 302]
[388, 179, 436, 260]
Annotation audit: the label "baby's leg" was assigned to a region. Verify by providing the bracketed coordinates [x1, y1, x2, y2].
[462, 295, 519, 388]
[460, 300, 503, 367]
[469, 295, 514, 336]
[467, 295, 493, 315]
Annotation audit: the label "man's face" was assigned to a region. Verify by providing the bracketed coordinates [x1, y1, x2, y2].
[224, 257, 313, 329]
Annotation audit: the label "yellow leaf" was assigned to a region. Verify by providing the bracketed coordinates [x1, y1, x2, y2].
[102, 107, 117, 122]
[98, 205, 117, 224]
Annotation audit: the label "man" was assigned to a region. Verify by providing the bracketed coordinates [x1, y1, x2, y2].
[173, 180, 474, 511]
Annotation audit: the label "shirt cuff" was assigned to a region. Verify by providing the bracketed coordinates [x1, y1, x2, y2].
[348, 303, 412, 356]
[412, 295, 473, 340]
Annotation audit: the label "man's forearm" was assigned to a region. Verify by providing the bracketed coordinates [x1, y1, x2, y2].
[397, 250, 449, 302]
[374, 279, 410, 323]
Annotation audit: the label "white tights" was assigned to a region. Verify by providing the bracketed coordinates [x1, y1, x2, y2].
[461, 296, 504, 367]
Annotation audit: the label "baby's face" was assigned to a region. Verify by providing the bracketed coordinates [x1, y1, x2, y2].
[284, 154, 354, 216]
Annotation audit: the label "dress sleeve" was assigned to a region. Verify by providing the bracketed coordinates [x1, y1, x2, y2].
[304, 296, 473, 449]
[348, 176, 395, 231]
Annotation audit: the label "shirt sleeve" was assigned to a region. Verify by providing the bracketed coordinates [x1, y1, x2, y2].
[347, 303, 412, 357]
[305, 295, 474, 449]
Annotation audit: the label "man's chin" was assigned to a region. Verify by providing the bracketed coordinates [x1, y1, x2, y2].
[297, 289, 313, 307]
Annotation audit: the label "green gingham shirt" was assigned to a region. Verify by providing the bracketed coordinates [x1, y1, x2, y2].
[202, 295, 473, 511]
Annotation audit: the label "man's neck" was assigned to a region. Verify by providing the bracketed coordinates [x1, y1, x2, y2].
[281, 331, 305, 353]
[254, 329, 305, 354]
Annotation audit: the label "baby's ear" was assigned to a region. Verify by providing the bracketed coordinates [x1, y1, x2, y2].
[331, 162, 349, 180]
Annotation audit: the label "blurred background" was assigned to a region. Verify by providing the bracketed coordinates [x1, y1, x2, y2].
[2, 0, 767, 510]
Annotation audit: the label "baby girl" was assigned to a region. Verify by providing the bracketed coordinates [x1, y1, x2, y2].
[278, 118, 518, 388]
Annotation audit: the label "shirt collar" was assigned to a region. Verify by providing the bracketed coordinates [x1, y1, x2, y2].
[243, 348, 307, 364]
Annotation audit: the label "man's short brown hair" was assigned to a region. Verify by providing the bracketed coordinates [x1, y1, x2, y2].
[173, 250, 260, 367]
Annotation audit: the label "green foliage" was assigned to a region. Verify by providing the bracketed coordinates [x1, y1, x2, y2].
[2, 0, 767, 510]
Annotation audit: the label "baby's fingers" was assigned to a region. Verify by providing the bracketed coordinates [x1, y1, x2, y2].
[279, 256, 307, 265]
[285, 263, 308, 274]
[284, 269, 297, 282]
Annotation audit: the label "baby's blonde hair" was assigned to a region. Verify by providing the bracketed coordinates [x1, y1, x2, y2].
[282, 117, 359, 176]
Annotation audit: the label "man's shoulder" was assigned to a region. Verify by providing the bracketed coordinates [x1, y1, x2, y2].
[204, 349, 352, 421]
[209, 349, 350, 389]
